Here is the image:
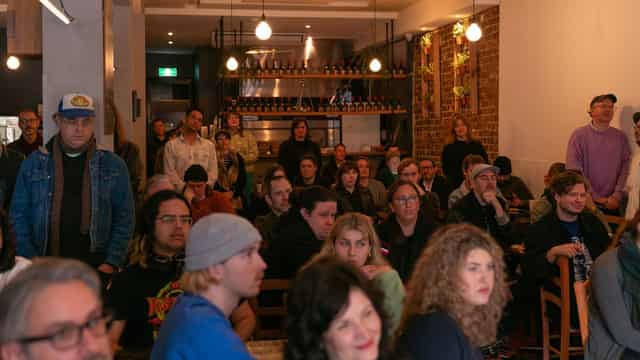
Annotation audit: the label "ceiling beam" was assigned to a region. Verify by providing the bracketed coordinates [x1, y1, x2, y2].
[145, 7, 398, 19]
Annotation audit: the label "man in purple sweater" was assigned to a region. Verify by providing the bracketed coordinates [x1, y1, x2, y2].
[566, 94, 631, 215]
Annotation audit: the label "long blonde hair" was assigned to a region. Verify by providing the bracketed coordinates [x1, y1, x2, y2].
[397, 224, 508, 347]
[314, 212, 388, 267]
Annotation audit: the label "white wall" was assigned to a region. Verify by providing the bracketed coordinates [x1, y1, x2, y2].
[499, 0, 640, 196]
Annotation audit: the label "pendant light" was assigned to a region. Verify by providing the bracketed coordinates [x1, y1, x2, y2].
[368, 0, 381, 73]
[255, 0, 272, 41]
[465, 0, 482, 42]
[6, 56, 20, 71]
[226, 0, 239, 71]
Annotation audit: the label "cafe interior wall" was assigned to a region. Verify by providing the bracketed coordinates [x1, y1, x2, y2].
[500, 0, 640, 196]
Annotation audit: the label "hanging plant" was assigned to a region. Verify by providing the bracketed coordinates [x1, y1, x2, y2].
[453, 51, 470, 68]
[417, 63, 433, 76]
[452, 21, 465, 38]
[453, 85, 470, 98]
[421, 33, 432, 49]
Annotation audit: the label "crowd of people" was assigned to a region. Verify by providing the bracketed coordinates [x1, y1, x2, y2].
[0, 92, 639, 359]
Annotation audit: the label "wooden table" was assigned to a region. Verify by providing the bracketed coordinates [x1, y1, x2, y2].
[246, 339, 286, 360]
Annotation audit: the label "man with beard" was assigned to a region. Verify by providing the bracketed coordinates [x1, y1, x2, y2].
[255, 175, 292, 250]
[152, 214, 266, 359]
[625, 112, 640, 219]
[524, 171, 609, 285]
[523, 171, 609, 328]
[0, 258, 113, 360]
[163, 108, 217, 191]
[8, 109, 42, 157]
[107, 191, 192, 358]
[10, 94, 134, 279]
[447, 163, 512, 249]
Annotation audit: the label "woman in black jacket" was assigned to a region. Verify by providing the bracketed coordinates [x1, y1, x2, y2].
[441, 116, 488, 189]
[376, 180, 436, 281]
[278, 119, 322, 181]
[334, 162, 377, 219]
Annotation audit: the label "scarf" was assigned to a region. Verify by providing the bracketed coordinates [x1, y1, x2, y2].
[216, 150, 239, 191]
[617, 234, 640, 331]
[49, 135, 96, 256]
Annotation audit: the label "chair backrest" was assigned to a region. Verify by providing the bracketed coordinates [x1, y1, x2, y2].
[574, 279, 590, 346]
[604, 215, 628, 249]
[249, 279, 291, 340]
[539, 256, 574, 360]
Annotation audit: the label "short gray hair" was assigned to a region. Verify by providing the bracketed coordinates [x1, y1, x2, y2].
[0, 258, 101, 344]
[145, 174, 173, 198]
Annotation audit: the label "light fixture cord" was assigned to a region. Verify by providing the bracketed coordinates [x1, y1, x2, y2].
[58, 0, 74, 21]
[373, 0, 377, 42]
[262, 0, 265, 17]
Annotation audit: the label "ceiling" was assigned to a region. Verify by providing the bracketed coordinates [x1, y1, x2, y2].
[143, 0, 417, 49]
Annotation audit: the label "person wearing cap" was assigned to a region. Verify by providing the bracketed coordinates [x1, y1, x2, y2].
[448, 154, 501, 209]
[7, 109, 42, 157]
[566, 94, 631, 215]
[10, 93, 134, 278]
[624, 112, 640, 219]
[182, 164, 234, 223]
[493, 156, 533, 209]
[163, 108, 218, 191]
[151, 213, 266, 360]
[523, 171, 609, 326]
[447, 163, 512, 250]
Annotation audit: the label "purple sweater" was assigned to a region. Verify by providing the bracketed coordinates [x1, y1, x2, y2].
[566, 123, 631, 201]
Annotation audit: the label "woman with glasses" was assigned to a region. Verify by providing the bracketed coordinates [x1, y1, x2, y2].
[376, 180, 437, 282]
[312, 213, 405, 332]
[278, 119, 322, 181]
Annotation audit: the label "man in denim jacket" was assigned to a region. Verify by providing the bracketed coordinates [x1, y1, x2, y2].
[10, 93, 134, 278]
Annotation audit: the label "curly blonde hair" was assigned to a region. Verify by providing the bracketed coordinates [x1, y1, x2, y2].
[398, 223, 508, 347]
[313, 212, 388, 267]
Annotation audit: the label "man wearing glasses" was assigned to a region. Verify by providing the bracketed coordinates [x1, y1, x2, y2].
[10, 93, 134, 283]
[0, 258, 113, 360]
[7, 109, 42, 157]
[447, 163, 512, 249]
[567, 94, 631, 215]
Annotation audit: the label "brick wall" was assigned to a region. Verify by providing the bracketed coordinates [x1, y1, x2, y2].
[413, 6, 499, 166]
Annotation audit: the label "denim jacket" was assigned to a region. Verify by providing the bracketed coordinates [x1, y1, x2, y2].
[9, 145, 134, 267]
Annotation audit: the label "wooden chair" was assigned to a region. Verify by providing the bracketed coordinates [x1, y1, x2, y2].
[603, 215, 627, 249]
[574, 280, 590, 346]
[540, 256, 584, 360]
[249, 279, 291, 340]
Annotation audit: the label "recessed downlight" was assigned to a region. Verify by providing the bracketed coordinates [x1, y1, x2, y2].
[168, 32, 174, 36]
[168, 40, 174, 45]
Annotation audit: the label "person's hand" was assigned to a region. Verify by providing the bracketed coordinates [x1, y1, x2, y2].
[184, 186, 195, 203]
[98, 263, 115, 274]
[585, 194, 597, 211]
[361, 264, 391, 280]
[510, 243, 525, 255]
[605, 196, 620, 210]
[546, 243, 582, 263]
[594, 197, 608, 206]
[482, 190, 499, 205]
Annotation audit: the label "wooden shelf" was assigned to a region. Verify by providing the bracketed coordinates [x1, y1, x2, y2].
[223, 73, 409, 80]
[236, 111, 407, 116]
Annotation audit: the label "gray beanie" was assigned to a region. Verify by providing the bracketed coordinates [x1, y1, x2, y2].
[185, 213, 262, 272]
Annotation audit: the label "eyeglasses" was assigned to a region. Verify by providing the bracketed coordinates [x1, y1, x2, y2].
[156, 215, 193, 225]
[393, 195, 419, 206]
[19, 313, 112, 351]
[476, 175, 497, 182]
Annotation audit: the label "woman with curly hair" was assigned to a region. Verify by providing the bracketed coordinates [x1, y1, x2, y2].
[313, 213, 405, 332]
[396, 223, 508, 359]
[286, 257, 391, 360]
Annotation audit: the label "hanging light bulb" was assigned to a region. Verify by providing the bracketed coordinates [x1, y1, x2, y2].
[6, 56, 20, 70]
[226, 56, 239, 71]
[255, 16, 272, 40]
[465, 22, 482, 42]
[369, 57, 382, 73]
[255, 0, 271, 41]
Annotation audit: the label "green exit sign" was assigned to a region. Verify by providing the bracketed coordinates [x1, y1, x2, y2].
[158, 67, 178, 77]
